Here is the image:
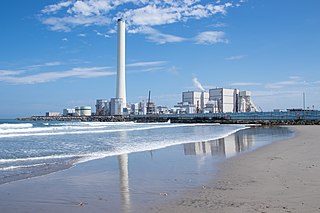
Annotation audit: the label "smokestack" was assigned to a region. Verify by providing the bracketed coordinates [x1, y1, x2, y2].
[117, 18, 126, 106]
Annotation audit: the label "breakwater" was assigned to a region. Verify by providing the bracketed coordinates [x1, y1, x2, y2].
[17, 111, 320, 125]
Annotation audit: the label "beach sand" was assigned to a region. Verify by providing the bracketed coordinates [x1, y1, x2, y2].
[152, 126, 320, 213]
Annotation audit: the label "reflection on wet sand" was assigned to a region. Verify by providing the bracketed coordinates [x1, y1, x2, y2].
[117, 131, 131, 213]
[115, 127, 292, 212]
[118, 154, 130, 213]
[184, 131, 255, 158]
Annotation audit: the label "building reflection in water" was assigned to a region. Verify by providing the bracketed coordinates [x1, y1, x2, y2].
[117, 131, 131, 213]
[184, 131, 255, 158]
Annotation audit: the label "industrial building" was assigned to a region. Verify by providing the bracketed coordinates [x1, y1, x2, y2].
[110, 98, 124, 116]
[208, 88, 258, 113]
[63, 108, 75, 116]
[45, 112, 61, 117]
[238, 91, 258, 112]
[182, 91, 209, 113]
[209, 88, 239, 113]
[174, 102, 196, 114]
[177, 88, 258, 114]
[75, 106, 92, 116]
[96, 99, 110, 116]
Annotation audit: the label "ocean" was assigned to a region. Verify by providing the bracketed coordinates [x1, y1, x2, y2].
[0, 119, 292, 185]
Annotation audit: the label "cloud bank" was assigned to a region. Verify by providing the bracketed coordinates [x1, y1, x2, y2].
[0, 66, 115, 84]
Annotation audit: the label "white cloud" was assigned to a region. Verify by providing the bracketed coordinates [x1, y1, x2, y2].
[127, 61, 167, 67]
[195, 31, 228, 44]
[41, 1, 72, 14]
[265, 80, 308, 89]
[121, 5, 181, 26]
[230, 82, 261, 86]
[0, 67, 115, 84]
[129, 26, 185, 44]
[128, 67, 165, 73]
[0, 70, 25, 77]
[42, 16, 110, 32]
[143, 27, 186, 44]
[67, 0, 113, 16]
[39, 0, 242, 43]
[94, 30, 110, 37]
[26, 61, 63, 69]
[226, 55, 246, 60]
[210, 22, 227, 28]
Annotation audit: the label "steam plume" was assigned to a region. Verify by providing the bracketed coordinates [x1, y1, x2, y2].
[192, 77, 205, 91]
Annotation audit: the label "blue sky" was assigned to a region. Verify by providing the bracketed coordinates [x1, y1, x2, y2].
[0, 0, 319, 118]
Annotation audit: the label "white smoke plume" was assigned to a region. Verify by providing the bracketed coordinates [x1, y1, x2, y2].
[192, 77, 205, 91]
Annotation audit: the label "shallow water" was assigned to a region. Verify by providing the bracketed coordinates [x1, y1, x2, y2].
[0, 125, 293, 213]
[0, 120, 248, 184]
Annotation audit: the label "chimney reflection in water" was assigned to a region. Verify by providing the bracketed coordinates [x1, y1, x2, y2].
[117, 131, 130, 213]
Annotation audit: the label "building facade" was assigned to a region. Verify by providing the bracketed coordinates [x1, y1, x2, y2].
[182, 91, 209, 113]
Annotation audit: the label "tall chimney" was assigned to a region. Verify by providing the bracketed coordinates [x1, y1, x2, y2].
[116, 18, 126, 106]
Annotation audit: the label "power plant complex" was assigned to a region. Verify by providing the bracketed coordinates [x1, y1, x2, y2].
[25, 19, 319, 123]
[93, 18, 259, 116]
[43, 18, 269, 118]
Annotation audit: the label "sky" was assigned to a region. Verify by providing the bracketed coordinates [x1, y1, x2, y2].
[0, 0, 319, 118]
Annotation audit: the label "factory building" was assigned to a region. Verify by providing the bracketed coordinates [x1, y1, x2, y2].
[45, 112, 61, 117]
[130, 103, 139, 115]
[182, 91, 209, 113]
[96, 99, 110, 116]
[238, 91, 258, 112]
[146, 101, 156, 114]
[208, 88, 258, 113]
[111, 98, 124, 115]
[156, 106, 169, 114]
[63, 108, 75, 116]
[75, 106, 92, 116]
[178, 88, 258, 114]
[209, 88, 239, 113]
[80, 106, 92, 116]
[174, 102, 196, 114]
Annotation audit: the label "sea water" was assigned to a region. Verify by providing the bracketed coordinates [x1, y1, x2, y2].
[0, 119, 249, 184]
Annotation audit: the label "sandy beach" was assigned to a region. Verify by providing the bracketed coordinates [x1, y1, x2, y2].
[153, 126, 320, 213]
[0, 125, 318, 212]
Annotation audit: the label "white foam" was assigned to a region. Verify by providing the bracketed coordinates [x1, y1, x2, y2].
[0, 123, 217, 138]
[0, 125, 249, 171]
[0, 163, 48, 171]
[0, 154, 78, 163]
[0, 123, 33, 129]
[75, 126, 249, 164]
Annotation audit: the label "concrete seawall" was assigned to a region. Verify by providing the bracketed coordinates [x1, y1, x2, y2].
[17, 114, 320, 125]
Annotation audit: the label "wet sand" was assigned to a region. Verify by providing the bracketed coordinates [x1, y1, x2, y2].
[0, 126, 298, 212]
[153, 126, 320, 213]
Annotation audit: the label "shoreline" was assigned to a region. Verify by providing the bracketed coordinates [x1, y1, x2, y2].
[0, 126, 294, 212]
[153, 126, 320, 213]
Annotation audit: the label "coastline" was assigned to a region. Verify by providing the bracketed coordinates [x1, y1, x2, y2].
[153, 125, 320, 213]
[0, 126, 294, 212]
